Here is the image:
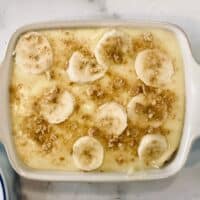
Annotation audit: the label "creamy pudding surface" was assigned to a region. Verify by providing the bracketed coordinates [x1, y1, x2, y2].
[10, 27, 184, 172]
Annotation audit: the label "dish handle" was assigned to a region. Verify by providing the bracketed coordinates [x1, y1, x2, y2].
[190, 59, 200, 141]
[0, 62, 5, 144]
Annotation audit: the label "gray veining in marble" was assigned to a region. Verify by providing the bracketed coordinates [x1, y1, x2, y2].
[1, 0, 200, 199]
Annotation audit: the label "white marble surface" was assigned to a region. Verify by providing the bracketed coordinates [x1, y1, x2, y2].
[1, 0, 200, 199]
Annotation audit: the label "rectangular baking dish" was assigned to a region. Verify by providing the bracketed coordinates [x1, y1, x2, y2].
[0, 20, 200, 181]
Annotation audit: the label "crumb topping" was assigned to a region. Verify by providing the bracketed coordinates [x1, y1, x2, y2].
[115, 155, 125, 165]
[62, 37, 92, 59]
[42, 86, 60, 104]
[86, 84, 104, 98]
[135, 102, 166, 121]
[144, 50, 166, 83]
[135, 84, 176, 121]
[112, 77, 126, 89]
[21, 114, 57, 152]
[103, 36, 129, 64]
[143, 32, 153, 42]
[87, 127, 98, 137]
[86, 57, 103, 74]
[133, 32, 155, 53]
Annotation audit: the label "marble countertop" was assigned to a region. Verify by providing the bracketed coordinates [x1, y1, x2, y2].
[1, 0, 200, 199]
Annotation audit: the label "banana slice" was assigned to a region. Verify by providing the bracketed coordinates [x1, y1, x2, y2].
[67, 51, 107, 83]
[135, 49, 174, 87]
[15, 32, 53, 74]
[96, 102, 127, 136]
[127, 94, 167, 128]
[138, 134, 168, 167]
[95, 30, 132, 66]
[40, 87, 75, 124]
[72, 136, 104, 171]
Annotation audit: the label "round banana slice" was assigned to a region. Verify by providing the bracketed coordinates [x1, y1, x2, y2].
[95, 30, 132, 66]
[67, 51, 107, 83]
[138, 134, 168, 167]
[41, 88, 75, 124]
[15, 32, 53, 74]
[96, 102, 127, 136]
[135, 49, 174, 87]
[127, 94, 167, 128]
[72, 136, 104, 171]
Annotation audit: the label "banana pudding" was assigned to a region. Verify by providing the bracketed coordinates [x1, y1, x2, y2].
[10, 27, 184, 172]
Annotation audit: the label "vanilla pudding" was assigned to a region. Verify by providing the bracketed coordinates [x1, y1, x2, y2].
[10, 27, 184, 172]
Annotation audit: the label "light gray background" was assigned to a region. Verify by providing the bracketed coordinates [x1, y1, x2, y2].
[1, 0, 200, 199]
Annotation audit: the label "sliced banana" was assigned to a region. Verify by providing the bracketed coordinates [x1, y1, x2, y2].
[15, 32, 53, 74]
[67, 51, 107, 83]
[40, 87, 75, 124]
[127, 94, 167, 128]
[96, 102, 127, 136]
[95, 30, 132, 66]
[135, 49, 174, 87]
[138, 134, 168, 167]
[72, 136, 104, 171]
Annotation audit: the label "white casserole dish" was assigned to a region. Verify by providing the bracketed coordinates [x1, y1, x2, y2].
[0, 20, 200, 181]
